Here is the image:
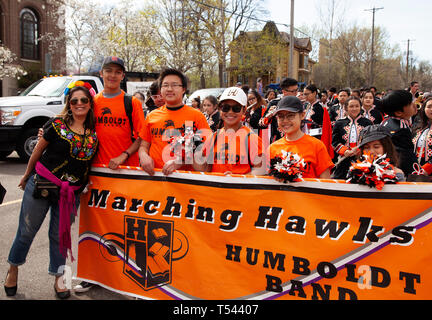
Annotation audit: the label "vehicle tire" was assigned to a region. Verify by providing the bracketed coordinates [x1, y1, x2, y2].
[16, 128, 39, 162]
[0, 151, 12, 160]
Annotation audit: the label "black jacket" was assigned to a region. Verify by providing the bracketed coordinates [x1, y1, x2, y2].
[361, 106, 384, 125]
[332, 116, 373, 157]
[253, 98, 283, 143]
[329, 103, 345, 125]
[381, 117, 417, 176]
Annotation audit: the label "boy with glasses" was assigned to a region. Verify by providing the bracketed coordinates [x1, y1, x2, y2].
[138, 68, 210, 176]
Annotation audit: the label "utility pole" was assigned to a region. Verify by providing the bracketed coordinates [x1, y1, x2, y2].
[327, 0, 336, 89]
[289, 0, 294, 78]
[405, 39, 415, 83]
[365, 6, 383, 86]
[220, 0, 226, 87]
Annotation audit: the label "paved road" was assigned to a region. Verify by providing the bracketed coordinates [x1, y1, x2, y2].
[0, 152, 131, 300]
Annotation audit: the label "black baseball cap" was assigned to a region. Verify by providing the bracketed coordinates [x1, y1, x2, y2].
[358, 124, 392, 147]
[102, 56, 125, 72]
[275, 96, 304, 114]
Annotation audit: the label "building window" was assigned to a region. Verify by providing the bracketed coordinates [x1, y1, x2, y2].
[20, 8, 39, 60]
[299, 54, 304, 70]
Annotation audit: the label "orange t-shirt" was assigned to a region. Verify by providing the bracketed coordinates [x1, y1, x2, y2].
[269, 134, 334, 178]
[140, 105, 210, 169]
[92, 91, 145, 166]
[204, 126, 263, 174]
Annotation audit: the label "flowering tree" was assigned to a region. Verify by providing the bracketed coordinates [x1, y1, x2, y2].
[38, 0, 270, 88]
[43, 0, 158, 73]
[0, 45, 27, 80]
[102, 0, 158, 73]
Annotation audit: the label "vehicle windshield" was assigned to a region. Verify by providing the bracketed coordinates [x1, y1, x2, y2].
[19, 77, 72, 97]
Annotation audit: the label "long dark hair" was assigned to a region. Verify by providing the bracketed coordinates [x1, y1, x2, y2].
[203, 95, 218, 106]
[413, 97, 432, 133]
[248, 89, 266, 107]
[265, 89, 276, 101]
[359, 136, 399, 167]
[61, 86, 95, 130]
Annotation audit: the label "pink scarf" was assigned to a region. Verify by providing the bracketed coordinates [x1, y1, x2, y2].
[35, 161, 81, 261]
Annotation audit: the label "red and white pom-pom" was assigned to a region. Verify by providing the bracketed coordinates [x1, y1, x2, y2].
[269, 151, 307, 183]
[347, 153, 397, 190]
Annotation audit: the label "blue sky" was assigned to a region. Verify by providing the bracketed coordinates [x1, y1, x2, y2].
[266, 0, 432, 63]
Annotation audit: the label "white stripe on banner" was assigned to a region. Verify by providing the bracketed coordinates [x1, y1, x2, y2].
[89, 166, 432, 195]
[0, 199, 22, 207]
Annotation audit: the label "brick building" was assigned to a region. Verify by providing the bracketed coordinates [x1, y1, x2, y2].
[0, 0, 65, 96]
[228, 21, 315, 90]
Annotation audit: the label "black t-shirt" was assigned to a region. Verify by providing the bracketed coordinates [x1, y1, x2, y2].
[381, 117, 417, 176]
[39, 117, 98, 186]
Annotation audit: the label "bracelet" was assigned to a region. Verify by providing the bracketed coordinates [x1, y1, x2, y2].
[122, 150, 130, 159]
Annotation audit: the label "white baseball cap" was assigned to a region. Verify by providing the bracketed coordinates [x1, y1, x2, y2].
[219, 87, 247, 107]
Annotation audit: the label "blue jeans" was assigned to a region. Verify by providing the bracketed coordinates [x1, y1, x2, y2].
[7, 174, 80, 276]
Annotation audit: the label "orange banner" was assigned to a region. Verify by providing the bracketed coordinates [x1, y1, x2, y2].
[76, 166, 432, 300]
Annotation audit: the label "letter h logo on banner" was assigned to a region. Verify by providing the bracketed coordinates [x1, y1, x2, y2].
[123, 216, 174, 290]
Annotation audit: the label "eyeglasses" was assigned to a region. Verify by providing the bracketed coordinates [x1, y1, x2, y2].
[283, 88, 298, 94]
[276, 113, 297, 120]
[70, 97, 90, 105]
[151, 95, 162, 100]
[248, 97, 257, 102]
[161, 83, 183, 89]
[220, 104, 243, 113]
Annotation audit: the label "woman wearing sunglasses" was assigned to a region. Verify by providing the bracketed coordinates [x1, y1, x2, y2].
[4, 83, 98, 299]
[197, 87, 264, 175]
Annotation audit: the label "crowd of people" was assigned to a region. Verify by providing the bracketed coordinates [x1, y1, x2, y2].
[162, 78, 431, 182]
[4, 55, 432, 299]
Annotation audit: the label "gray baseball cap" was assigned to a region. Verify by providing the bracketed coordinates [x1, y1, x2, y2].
[358, 124, 392, 147]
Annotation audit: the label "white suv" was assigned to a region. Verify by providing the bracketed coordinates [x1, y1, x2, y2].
[0, 75, 103, 161]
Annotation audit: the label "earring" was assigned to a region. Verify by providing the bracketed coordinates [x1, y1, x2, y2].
[67, 108, 73, 116]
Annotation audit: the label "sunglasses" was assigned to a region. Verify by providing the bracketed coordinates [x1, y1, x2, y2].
[220, 104, 243, 113]
[70, 97, 90, 105]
